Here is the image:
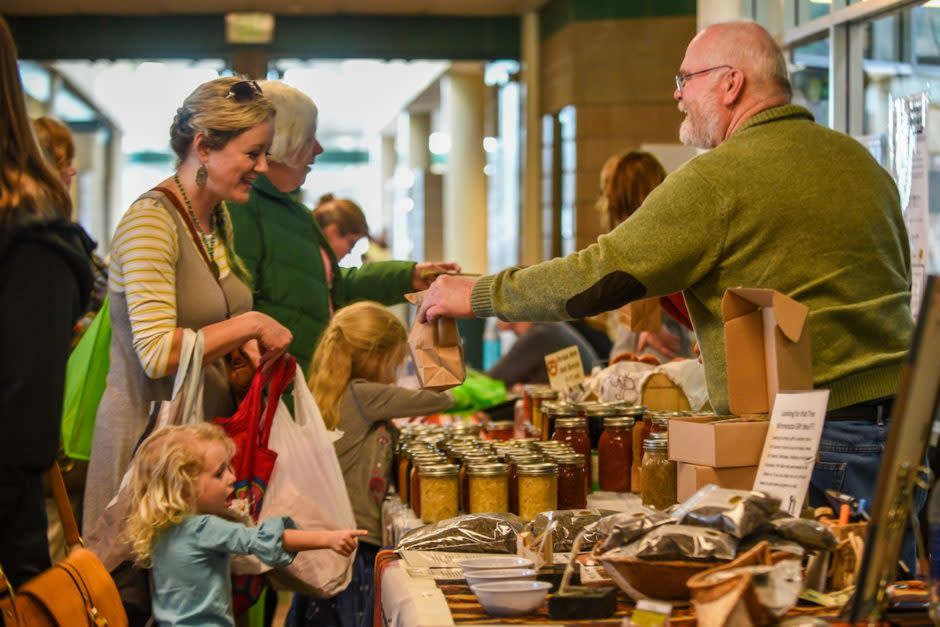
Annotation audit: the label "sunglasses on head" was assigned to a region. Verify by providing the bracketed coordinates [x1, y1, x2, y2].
[226, 80, 263, 102]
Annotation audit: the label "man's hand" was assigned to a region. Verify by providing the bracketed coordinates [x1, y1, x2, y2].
[411, 261, 462, 291]
[636, 324, 681, 359]
[416, 274, 476, 322]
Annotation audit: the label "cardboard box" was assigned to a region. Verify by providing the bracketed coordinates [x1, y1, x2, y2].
[642, 372, 692, 412]
[722, 288, 813, 415]
[668, 415, 769, 468]
[676, 462, 759, 502]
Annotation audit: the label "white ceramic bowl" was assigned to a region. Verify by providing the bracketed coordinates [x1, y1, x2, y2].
[470, 580, 552, 617]
[463, 568, 538, 588]
[457, 556, 534, 572]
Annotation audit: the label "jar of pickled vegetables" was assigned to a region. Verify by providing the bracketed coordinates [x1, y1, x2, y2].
[640, 435, 676, 511]
[516, 462, 558, 521]
[419, 464, 460, 523]
[467, 463, 510, 513]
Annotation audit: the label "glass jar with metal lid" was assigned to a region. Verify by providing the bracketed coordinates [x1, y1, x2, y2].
[640, 434, 676, 510]
[467, 462, 510, 514]
[551, 453, 587, 509]
[516, 462, 558, 521]
[507, 453, 543, 515]
[542, 400, 580, 442]
[552, 417, 591, 492]
[484, 420, 515, 441]
[409, 453, 446, 517]
[419, 464, 460, 523]
[525, 385, 560, 438]
[459, 452, 496, 512]
[598, 415, 634, 493]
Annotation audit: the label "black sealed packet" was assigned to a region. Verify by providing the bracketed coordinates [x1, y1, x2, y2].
[672, 486, 781, 539]
[768, 515, 838, 551]
[589, 505, 673, 554]
[397, 512, 524, 553]
[618, 524, 737, 561]
[524, 509, 617, 552]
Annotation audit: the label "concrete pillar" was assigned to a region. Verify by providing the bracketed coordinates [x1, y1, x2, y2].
[441, 64, 487, 273]
[379, 134, 397, 236]
[521, 10, 542, 266]
[408, 111, 431, 170]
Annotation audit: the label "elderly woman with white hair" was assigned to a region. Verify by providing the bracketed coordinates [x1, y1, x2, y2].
[227, 80, 457, 376]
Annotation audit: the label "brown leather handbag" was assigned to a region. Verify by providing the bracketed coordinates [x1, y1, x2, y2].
[0, 463, 127, 627]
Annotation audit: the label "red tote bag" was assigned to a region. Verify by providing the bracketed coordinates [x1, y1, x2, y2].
[213, 355, 296, 613]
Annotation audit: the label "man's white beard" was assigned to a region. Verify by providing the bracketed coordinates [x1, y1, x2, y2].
[678, 94, 723, 149]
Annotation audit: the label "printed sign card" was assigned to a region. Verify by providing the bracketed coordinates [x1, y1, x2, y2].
[544, 345, 585, 392]
[753, 390, 830, 515]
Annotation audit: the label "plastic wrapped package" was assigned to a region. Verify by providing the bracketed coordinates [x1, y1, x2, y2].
[768, 516, 838, 551]
[620, 524, 738, 562]
[672, 486, 780, 539]
[523, 509, 616, 552]
[397, 512, 524, 554]
[589, 505, 674, 554]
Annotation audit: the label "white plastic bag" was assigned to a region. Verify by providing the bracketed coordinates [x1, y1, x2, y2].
[261, 367, 358, 598]
[88, 329, 205, 570]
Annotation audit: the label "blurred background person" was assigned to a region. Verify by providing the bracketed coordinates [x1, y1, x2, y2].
[0, 15, 94, 586]
[313, 193, 369, 262]
[486, 320, 602, 387]
[597, 151, 695, 363]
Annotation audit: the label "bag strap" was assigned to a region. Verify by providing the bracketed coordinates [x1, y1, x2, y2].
[47, 462, 82, 550]
[259, 356, 296, 447]
[152, 186, 232, 319]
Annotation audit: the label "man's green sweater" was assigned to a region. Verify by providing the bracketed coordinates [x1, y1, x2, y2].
[472, 105, 913, 413]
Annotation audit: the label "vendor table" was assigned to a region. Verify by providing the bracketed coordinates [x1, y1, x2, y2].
[374, 551, 851, 626]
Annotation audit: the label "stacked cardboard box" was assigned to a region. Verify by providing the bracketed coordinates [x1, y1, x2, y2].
[668, 288, 813, 501]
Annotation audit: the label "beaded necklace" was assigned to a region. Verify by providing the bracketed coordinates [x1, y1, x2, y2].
[173, 173, 218, 272]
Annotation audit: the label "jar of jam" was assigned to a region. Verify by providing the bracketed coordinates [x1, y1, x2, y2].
[516, 462, 558, 521]
[640, 435, 676, 510]
[649, 412, 669, 435]
[507, 453, 542, 515]
[542, 401, 579, 443]
[552, 453, 587, 509]
[419, 464, 460, 523]
[552, 417, 591, 492]
[598, 416, 634, 493]
[627, 407, 650, 493]
[484, 420, 515, 441]
[467, 463, 510, 513]
[525, 386, 559, 438]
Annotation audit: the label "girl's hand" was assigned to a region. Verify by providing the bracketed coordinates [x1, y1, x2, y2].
[252, 312, 293, 368]
[327, 529, 369, 557]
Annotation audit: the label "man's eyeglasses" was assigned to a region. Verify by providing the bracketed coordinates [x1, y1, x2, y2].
[226, 80, 264, 102]
[674, 65, 732, 92]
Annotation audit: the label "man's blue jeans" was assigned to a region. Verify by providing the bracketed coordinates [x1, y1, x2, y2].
[809, 418, 927, 575]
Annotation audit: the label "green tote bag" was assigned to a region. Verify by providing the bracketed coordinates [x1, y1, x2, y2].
[61, 296, 111, 461]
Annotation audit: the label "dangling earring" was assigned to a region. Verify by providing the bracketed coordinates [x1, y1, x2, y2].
[196, 163, 208, 188]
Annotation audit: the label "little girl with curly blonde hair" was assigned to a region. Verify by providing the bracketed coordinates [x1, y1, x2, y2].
[126, 422, 366, 626]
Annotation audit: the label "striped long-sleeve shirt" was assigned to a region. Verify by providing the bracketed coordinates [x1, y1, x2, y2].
[109, 197, 232, 378]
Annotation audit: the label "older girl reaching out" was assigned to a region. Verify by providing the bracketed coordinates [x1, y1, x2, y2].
[126, 423, 366, 627]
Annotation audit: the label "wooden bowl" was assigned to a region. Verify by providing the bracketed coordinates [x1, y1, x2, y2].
[597, 553, 715, 601]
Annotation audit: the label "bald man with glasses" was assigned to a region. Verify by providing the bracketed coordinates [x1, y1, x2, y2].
[419, 21, 917, 570]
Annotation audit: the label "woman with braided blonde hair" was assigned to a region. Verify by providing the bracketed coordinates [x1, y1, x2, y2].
[293, 301, 452, 627]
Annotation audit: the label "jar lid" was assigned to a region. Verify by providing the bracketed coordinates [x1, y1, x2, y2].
[419, 463, 460, 477]
[517, 462, 559, 476]
[554, 417, 587, 429]
[541, 401, 581, 417]
[526, 385, 559, 400]
[604, 403, 646, 417]
[581, 402, 622, 417]
[643, 435, 668, 450]
[551, 453, 585, 465]
[604, 416, 635, 428]
[467, 462, 510, 476]
[487, 420, 515, 430]
[652, 415, 669, 427]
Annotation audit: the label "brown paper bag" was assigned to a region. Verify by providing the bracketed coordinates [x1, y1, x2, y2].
[404, 292, 466, 391]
